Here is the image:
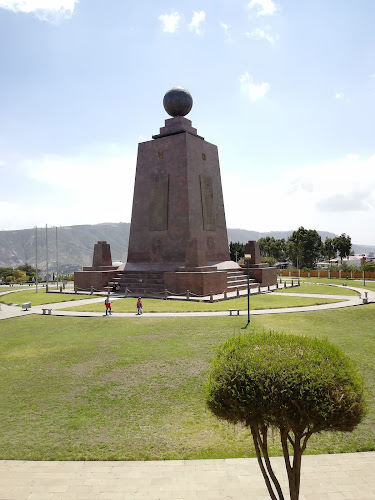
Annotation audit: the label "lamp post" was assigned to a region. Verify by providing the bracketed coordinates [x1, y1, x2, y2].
[242, 253, 251, 329]
[35, 226, 38, 293]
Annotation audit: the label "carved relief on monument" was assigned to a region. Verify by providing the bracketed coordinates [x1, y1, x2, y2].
[200, 175, 216, 231]
[149, 174, 169, 231]
[207, 236, 215, 250]
[152, 238, 162, 255]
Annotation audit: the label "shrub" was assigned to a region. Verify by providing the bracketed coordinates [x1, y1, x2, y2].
[261, 257, 277, 266]
[207, 330, 366, 500]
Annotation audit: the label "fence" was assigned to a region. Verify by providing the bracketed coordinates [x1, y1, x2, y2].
[277, 270, 375, 279]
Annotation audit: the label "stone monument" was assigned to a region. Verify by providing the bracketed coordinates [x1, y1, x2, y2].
[75, 87, 277, 296]
[74, 240, 119, 291]
[119, 87, 244, 295]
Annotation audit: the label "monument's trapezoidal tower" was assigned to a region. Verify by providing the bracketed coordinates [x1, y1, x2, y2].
[74, 87, 277, 295]
[124, 87, 235, 294]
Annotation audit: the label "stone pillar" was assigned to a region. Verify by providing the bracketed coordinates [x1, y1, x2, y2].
[92, 241, 112, 268]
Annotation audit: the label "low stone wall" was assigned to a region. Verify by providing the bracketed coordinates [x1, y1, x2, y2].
[248, 266, 277, 286]
[164, 270, 227, 296]
[74, 270, 118, 291]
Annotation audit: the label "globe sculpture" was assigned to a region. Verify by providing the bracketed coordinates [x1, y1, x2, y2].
[163, 86, 193, 117]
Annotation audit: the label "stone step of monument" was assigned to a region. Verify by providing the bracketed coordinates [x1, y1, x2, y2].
[227, 283, 259, 292]
[227, 279, 255, 287]
[109, 271, 166, 295]
[226, 268, 260, 293]
[113, 277, 165, 284]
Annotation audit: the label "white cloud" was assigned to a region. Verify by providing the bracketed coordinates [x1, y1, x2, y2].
[245, 27, 278, 44]
[220, 22, 233, 42]
[240, 72, 270, 101]
[223, 154, 375, 244]
[335, 92, 345, 99]
[248, 0, 278, 16]
[158, 11, 181, 33]
[189, 10, 205, 34]
[0, 0, 78, 22]
[4, 143, 137, 229]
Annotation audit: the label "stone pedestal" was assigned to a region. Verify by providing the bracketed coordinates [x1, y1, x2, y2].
[74, 240, 119, 291]
[243, 241, 277, 287]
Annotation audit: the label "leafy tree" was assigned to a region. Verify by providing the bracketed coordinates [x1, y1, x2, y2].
[363, 262, 375, 272]
[271, 238, 287, 262]
[207, 330, 366, 500]
[333, 233, 352, 264]
[17, 264, 36, 279]
[323, 237, 336, 261]
[258, 237, 287, 262]
[258, 237, 274, 258]
[261, 256, 277, 266]
[229, 241, 244, 262]
[13, 270, 27, 282]
[0, 267, 14, 280]
[287, 227, 322, 268]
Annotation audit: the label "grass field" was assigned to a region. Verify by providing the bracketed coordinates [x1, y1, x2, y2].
[62, 294, 342, 313]
[293, 276, 375, 291]
[277, 282, 359, 295]
[0, 290, 98, 306]
[0, 304, 374, 461]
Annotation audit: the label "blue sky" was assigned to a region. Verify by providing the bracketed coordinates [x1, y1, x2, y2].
[1, 0, 375, 244]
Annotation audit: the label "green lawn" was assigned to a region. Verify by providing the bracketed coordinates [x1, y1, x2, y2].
[0, 290, 98, 306]
[277, 282, 359, 295]
[294, 276, 375, 291]
[63, 294, 342, 313]
[0, 305, 374, 461]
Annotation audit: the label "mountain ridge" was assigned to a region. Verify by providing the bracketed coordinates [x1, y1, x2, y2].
[0, 223, 374, 272]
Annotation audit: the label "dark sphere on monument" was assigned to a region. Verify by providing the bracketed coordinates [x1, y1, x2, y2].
[163, 87, 193, 117]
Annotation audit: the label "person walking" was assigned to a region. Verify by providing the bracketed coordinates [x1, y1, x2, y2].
[136, 297, 143, 315]
[105, 296, 112, 315]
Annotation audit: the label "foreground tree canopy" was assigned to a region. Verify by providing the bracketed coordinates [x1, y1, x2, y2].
[207, 331, 366, 500]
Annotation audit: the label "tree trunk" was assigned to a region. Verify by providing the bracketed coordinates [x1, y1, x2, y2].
[280, 426, 299, 500]
[250, 424, 284, 500]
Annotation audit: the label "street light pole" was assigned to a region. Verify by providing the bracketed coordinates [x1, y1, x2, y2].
[242, 254, 251, 329]
[46, 224, 49, 292]
[35, 226, 38, 293]
[56, 226, 59, 290]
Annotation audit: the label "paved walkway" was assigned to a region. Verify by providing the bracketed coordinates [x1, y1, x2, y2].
[0, 284, 373, 321]
[0, 452, 374, 500]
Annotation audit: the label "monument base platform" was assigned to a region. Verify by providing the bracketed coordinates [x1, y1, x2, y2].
[74, 268, 119, 292]
[241, 264, 278, 287]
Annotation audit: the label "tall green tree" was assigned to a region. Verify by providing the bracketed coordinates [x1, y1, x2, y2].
[287, 227, 323, 269]
[229, 242, 244, 262]
[258, 237, 274, 257]
[0, 267, 14, 281]
[258, 237, 287, 262]
[333, 233, 352, 263]
[323, 237, 336, 261]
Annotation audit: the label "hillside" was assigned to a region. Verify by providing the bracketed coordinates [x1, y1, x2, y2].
[0, 223, 373, 272]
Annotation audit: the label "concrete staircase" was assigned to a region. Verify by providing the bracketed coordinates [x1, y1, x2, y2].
[226, 269, 258, 293]
[108, 268, 261, 297]
[109, 271, 165, 296]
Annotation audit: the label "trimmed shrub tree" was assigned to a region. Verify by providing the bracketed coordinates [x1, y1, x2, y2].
[207, 330, 366, 500]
